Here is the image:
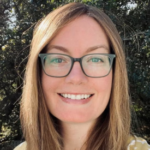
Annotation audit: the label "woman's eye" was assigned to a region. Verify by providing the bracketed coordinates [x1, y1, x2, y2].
[50, 58, 64, 63]
[89, 58, 103, 63]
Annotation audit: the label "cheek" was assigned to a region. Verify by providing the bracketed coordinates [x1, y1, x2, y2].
[90, 72, 112, 115]
[41, 71, 62, 92]
[41, 73, 60, 106]
[92, 71, 112, 94]
[42, 74, 54, 93]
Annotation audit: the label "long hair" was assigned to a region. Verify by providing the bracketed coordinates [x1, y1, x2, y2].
[20, 2, 131, 150]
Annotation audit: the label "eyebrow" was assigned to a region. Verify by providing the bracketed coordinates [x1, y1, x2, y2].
[47, 45, 109, 53]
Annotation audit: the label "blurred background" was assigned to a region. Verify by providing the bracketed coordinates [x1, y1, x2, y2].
[0, 0, 150, 149]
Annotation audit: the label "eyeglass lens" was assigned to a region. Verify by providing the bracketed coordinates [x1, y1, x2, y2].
[43, 54, 72, 77]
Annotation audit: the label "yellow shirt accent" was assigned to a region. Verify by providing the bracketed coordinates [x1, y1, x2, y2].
[127, 136, 150, 150]
[14, 136, 150, 150]
[14, 142, 26, 150]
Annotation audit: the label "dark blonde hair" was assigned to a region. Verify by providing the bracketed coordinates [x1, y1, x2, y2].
[20, 2, 131, 150]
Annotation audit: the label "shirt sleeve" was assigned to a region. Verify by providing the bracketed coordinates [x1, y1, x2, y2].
[127, 136, 150, 150]
[13, 142, 27, 150]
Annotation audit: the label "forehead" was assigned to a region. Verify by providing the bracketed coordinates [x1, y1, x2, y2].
[47, 15, 109, 54]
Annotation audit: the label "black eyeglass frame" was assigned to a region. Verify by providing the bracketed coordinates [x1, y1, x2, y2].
[39, 53, 116, 78]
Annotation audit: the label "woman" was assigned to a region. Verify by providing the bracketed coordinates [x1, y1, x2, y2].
[14, 2, 150, 150]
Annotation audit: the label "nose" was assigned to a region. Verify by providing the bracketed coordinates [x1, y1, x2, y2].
[65, 61, 88, 85]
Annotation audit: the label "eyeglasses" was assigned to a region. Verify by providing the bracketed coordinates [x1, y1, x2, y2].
[39, 53, 116, 78]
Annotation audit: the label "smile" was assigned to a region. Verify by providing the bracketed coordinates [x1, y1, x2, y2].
[59, 93, 93, 100]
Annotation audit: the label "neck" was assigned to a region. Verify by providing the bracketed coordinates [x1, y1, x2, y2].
[61, 121, 96, 150]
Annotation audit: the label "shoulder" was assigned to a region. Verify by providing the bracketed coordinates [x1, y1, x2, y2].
[127, 135, 150, 150]
[13, 142, 27, 150]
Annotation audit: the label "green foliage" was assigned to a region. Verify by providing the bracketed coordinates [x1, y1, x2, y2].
[0, 0, 150, 148]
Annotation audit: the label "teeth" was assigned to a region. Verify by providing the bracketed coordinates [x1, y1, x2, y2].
[85, 94, 88, 99]
[76, 95, 80, 100]
[71, 95, 75, 99]
[60, 94, 91, 100]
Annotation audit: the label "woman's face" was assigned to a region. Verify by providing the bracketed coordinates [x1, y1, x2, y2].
[42, 15, 112, 124]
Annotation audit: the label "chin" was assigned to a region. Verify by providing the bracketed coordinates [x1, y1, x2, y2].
[53, 113, 98, 124]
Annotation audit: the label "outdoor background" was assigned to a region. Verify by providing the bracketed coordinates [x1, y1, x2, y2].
[0, 0, 150, 149]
